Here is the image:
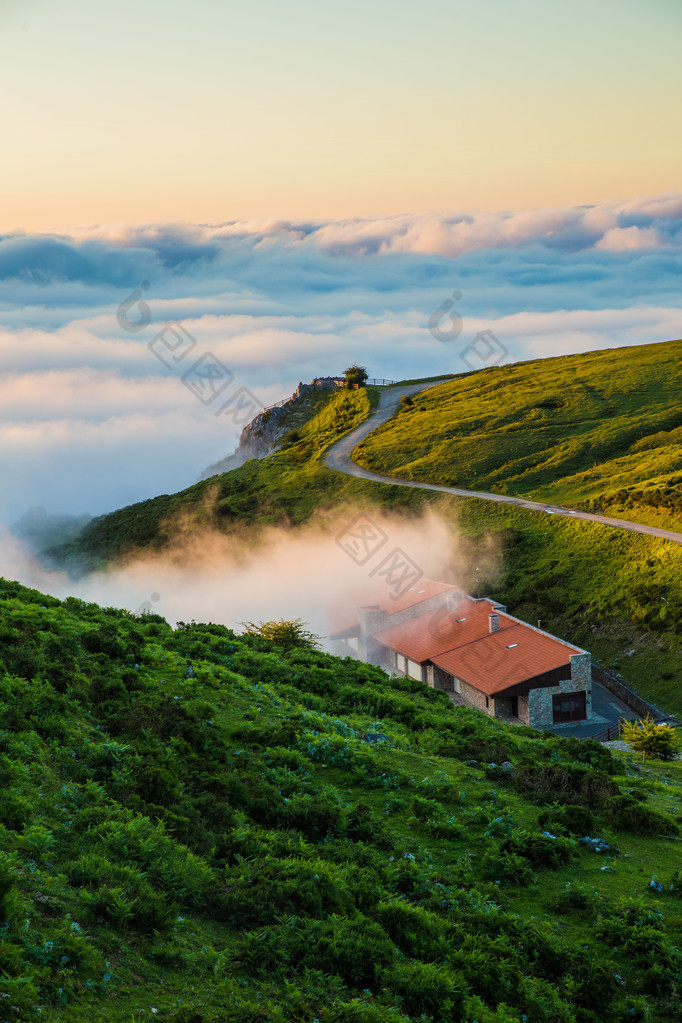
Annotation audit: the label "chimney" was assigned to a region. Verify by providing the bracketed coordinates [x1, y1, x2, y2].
[489, 613, 500, 633]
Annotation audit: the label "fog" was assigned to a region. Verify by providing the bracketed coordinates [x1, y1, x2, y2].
[0, 504, 502, 643]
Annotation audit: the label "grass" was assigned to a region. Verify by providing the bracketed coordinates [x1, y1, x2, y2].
[355, 339, 682, 533]
[2, 575, 682, 1021]
[48, 344, 682, 717]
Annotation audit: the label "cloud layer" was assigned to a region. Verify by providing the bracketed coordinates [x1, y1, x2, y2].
[1, 193, 681, 526]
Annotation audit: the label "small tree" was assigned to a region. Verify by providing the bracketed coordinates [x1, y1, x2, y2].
[620, 715, 678, 762]
[241, 618, 320, 652]
[343, 365, 368, 389]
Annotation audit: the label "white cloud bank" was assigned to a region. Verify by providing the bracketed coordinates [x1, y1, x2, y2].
[0, 193, 680, 529]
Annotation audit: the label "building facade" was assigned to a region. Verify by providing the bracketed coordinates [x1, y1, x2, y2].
[329, 581, 593, 730]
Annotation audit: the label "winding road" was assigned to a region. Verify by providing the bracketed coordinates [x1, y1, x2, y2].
[325, 379, 682, 546]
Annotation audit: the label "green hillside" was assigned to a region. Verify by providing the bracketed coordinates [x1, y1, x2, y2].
[48, 387, 385, 575]
[47, 363, 682, 718]
[2, 575, 682, 1022]
[354, 340, 682, 533]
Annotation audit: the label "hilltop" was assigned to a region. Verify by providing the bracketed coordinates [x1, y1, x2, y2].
[355, 340, 682, 534]
[1, 574, 682, 1022]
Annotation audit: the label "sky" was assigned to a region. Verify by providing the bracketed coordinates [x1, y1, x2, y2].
[0, 0, 680, 228]
[0, 1, 680, 539]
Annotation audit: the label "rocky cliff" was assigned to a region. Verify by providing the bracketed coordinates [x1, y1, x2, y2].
[200, 376, 344, 478]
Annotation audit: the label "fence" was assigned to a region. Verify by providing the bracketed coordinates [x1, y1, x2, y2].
[591, 662, 675, 723]
[263, 397, 291, 412]
[581, 721, 622, 743]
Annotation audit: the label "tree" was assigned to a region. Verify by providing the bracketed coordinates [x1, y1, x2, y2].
[620, 715, 678, 761]
[240, 618, 320, 652]
[343, 365, 368, 389]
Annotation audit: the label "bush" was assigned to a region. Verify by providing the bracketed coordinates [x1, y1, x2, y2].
[231, 914, 395, 987]
[620, 716, 678, 761]
[548, 882, 598, 915]
[500, 830, 576, 869]
[604, 794, 679, 836]
[482, 849, 535, 886]
[384, 960, 466, 1021]
[537, 803, 595, 837]
[215, 858, 352, 926]
[508, 762, 617, 806]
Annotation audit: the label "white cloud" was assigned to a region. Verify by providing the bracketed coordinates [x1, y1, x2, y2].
[0, 192, 681, 526]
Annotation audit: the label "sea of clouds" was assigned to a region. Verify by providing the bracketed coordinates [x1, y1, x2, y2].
[1, 192, 681, 533]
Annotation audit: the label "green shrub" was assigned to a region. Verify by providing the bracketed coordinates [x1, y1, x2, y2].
[508, 762, 617, 806]
[384, 960, 466, 1021]
[604, 794, 679, 835]
[500, 830, 576, 869]
[548, 882, 599, 915]
[215, 857, 353, 926]
[482, 849, 535, 886]
[0, 791, 32, 832]
[537, 802, 595, 836]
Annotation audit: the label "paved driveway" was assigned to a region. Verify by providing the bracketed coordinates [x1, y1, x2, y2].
[545, 681, 638, 739]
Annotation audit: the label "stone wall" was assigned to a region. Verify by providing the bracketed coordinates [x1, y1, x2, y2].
[591, 662, 674, 722]
[457, 677, 491, 714]
[527, 676, 592, 729]
[427, 664, 455, 691]
[569, 652, 591, 685]
[517, 693, 530, 725]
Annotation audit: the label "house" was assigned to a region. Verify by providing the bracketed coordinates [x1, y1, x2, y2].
[329, 581, 593, 730]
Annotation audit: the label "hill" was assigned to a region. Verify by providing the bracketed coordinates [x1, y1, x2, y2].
[1, 575, 682, 1022]
[46, 351, 682, 718]
[354, 340, 682, 533]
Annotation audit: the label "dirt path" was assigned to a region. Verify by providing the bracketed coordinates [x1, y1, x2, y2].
[325, 380, 682, 546]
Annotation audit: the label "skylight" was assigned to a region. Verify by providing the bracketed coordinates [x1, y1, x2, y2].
[457, 617, 467, 622]
[506, 643, 518, 649]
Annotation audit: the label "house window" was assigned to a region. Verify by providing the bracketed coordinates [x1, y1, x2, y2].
[552, 691, 586, 724]
[407, 659, 424, 682]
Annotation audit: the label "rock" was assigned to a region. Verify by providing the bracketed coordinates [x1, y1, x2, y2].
[580, 835, 611, 854]
[200, 376, 345, 478]
[501, 761, 513, 771]
[467, 759, 479, 767]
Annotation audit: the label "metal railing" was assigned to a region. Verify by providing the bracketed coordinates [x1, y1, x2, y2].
[368, 378, 397, 386]
[263, 396, 292, 412]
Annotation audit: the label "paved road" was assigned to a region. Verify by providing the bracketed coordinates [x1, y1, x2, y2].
[325, 380, 682, 546]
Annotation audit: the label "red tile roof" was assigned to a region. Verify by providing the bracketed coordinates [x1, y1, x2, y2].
[373, 596, 584, 695]
[372, 598, 512, 662]
[328, 578, 458, 638]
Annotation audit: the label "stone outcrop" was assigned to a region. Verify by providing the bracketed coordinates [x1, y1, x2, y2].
[200, 376, 345, 478]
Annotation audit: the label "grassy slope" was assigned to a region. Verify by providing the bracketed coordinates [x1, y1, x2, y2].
[49, 373, 682, 717]
[2, 576, 682, 1022]
[355, 340, 682, 533]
